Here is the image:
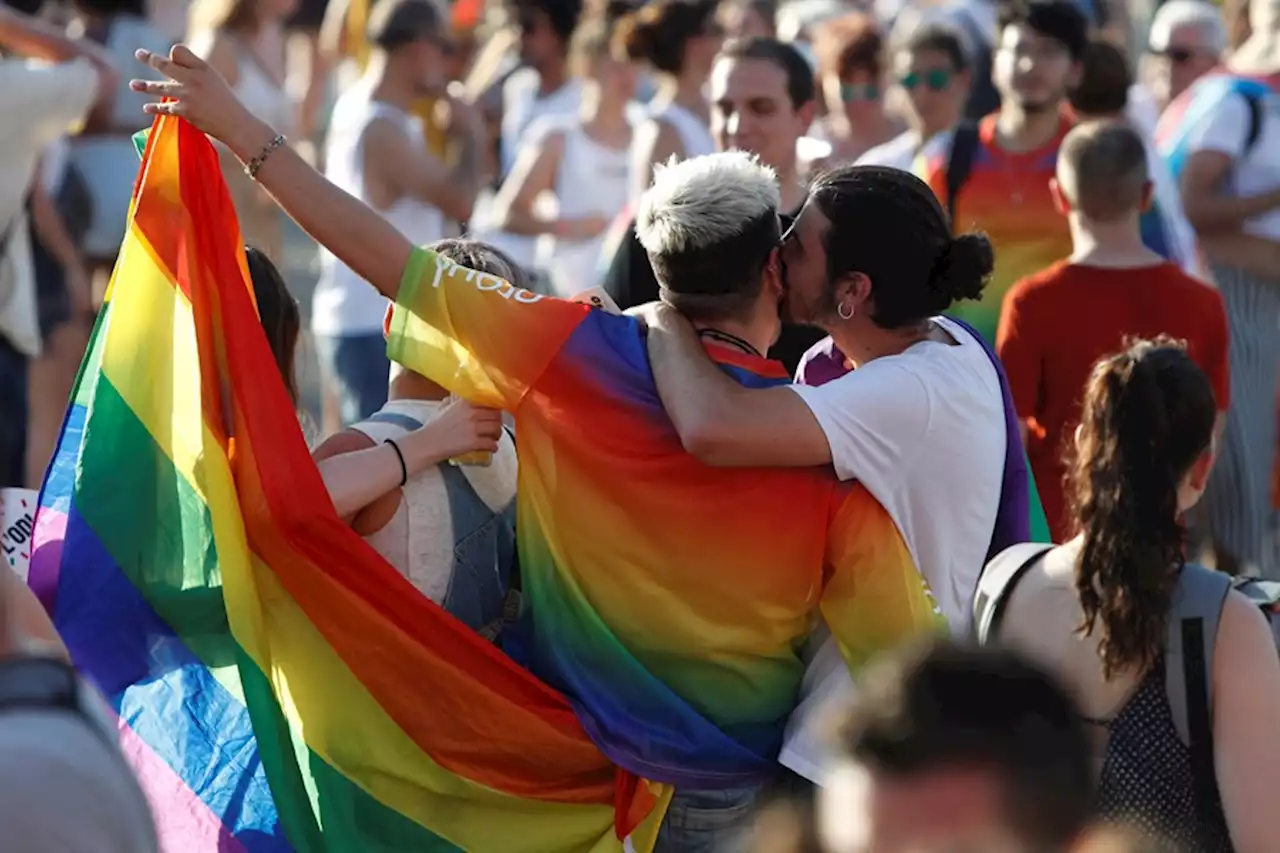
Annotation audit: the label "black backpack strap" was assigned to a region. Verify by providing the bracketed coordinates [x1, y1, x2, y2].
[1242, 89, 1264, 155]
[971, 542, 1054, 644]
[1182, 615, 1217, 828]
[945, 121, 981, 232]
[1162, 564, 1236, 826]
[1164, 563, 1231, 748]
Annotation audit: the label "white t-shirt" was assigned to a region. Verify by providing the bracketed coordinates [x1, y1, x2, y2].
[855, 131, 919, 171]
[856, 128, 953, 172]
[1127, 83, 1161, 139]
[475, 71, 585, 271]
[1182, 87, 1280, 241]
[779, 316, 1006, 781]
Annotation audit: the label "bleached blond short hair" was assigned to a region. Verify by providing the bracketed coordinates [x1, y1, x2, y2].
[634, 151, 783, 322]
[635, 152, 780, 257]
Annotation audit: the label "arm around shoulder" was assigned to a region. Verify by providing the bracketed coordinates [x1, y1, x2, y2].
[1210, 591, 1280, 853]
[644, 304, 832, 467]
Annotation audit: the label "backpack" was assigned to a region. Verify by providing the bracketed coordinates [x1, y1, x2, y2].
[973, 543, 1280, 819]
[1163, 76, 1272, 181]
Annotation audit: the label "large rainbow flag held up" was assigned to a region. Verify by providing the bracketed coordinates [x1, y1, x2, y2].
[29, 115, 660, 851]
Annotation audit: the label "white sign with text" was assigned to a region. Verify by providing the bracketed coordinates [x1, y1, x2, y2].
[1, 488, 38, 581]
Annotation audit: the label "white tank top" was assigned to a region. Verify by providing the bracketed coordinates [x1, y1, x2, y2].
[535, 121, 631, 297]
[498, 69, 584, 177]
[226, 32, 295, 135]
[474, 70, 584, 272]
[313, 91, 445, 335]
[650, 101, 716, 161]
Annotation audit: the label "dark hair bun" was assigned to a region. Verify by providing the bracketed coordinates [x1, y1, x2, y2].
[616, 5, 659, 60]
[615, 0, 715, 72]
[930, 232, 993, 303]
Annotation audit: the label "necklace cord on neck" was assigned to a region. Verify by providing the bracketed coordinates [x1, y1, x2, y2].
[697, 328, 762, 358]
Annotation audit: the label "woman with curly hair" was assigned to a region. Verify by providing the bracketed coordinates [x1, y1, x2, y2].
[987, 337, 1280, 853]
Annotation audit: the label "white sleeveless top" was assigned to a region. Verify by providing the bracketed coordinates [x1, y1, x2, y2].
[498, 69, 584, 178]
[650, 101, 716, 161]
[234, 51, 294, 136]
[348, 399, 518, 603]
[533, 119, 631, 297]
[313, 90, 445, 336]
[477, 71, 585, 272]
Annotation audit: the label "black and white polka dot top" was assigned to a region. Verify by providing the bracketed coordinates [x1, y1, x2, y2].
[1094, 656, 1233, 853]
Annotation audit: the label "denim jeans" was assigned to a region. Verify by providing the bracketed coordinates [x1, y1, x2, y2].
[656, 785, 761, 853]
[314, 332, 390, 427]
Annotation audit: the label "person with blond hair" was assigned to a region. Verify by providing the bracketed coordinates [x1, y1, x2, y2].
[187, 0, 299, 262]
[133, 42, 944, 842]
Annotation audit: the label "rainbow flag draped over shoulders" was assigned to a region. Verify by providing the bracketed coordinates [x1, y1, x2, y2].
[29, 115, 659, 852]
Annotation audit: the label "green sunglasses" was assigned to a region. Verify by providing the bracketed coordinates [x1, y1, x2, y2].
[900, 68, 953, 91]
[840, 82, 880, 102]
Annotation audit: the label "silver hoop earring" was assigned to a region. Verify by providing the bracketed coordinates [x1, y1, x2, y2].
[837, 301, 855, 321]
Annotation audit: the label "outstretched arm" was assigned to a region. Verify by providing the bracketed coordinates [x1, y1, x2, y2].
[133, 46, 412, 302]
[133, 47, 584, 414]
[643, 302, 832, 468]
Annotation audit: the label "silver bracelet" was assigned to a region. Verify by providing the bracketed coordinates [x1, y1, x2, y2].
[244, 134, 286, 180]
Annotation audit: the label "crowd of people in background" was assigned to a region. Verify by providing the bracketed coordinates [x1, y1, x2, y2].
[2, 0, 1280, 850]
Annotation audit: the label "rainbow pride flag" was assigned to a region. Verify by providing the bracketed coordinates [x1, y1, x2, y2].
[29, 115, 659, 851]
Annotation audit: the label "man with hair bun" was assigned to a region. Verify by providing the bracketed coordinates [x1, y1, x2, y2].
[641, 164, 1031, 785]
[135, 40, 941, 842]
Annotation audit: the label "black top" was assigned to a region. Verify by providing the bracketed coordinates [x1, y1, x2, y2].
[600, 211, 824, 377]
[1094, 658, 1233, 853]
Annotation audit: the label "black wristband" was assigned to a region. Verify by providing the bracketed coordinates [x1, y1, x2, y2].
[383, 439, 408, 487]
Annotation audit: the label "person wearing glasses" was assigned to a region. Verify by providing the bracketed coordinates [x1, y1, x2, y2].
[856, 24, 972, 172]
[914, 0, 1086, 346]
[1145, 0, 1227, 110]
[810, 12, 901, 167]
